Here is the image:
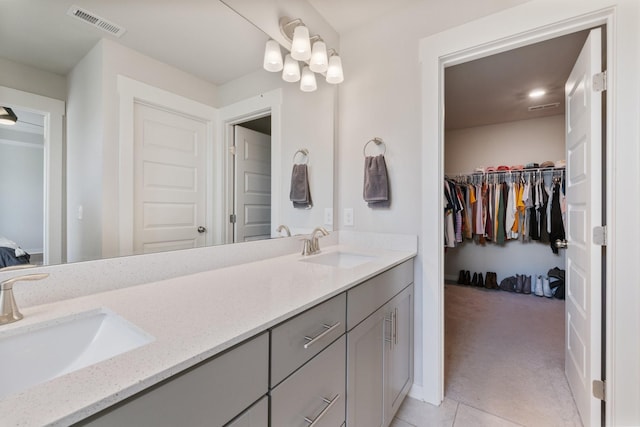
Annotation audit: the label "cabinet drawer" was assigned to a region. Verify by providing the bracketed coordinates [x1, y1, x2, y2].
[347, 259, 414, 330]
[271, 293, 346, 386]
[225, 396, 268, 427]
[271, 336, 346, 427]
[80, 333, 268, 427]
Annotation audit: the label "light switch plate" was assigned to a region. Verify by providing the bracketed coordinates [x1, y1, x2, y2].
[344, 208, 354, 226]
[324, 208, 333, 225]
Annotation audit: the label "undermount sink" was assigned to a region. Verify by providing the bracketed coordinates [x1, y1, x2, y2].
[301, 251, 376, 268]
[0, 308, 154, 399]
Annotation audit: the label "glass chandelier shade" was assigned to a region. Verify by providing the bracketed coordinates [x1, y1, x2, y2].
[263, 39, 283, 72]
[291, 25, 311, 61]
[282, 54, 301, 82]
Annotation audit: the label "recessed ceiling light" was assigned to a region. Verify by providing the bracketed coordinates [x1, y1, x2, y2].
[529, 89, 546, 98]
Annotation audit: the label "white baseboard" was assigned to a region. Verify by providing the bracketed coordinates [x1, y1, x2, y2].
[408, 384, 424, 401]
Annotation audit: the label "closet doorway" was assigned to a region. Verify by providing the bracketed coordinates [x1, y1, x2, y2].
[443, 27, 604, 426]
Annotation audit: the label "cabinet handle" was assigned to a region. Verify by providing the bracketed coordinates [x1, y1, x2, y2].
[303, 394, 341, 426]
[303, 322, 341, 349]
[384, 316, 393, 346]
[394, 308, 399, 346]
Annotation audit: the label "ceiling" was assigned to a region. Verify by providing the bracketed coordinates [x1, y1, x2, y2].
[0, 0, 267, 85]
[1, 1, 590, 130]
[444, 30, 590, 130]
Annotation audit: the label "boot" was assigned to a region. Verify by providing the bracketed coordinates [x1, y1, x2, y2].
[523, 275, 532, 294]
[485, 272, 494, 289]
[514, 274, 523, 293]
[490, 272, 499, 289]
[471, 272, 478, 286]
[457, 270, 466, 285]
[477, 273, 484, 287]
[465, 270, 471, 285]
[542, 276, 553, 297]
[534, 275, 544, 296]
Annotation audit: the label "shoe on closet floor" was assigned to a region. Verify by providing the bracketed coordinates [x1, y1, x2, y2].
[534, 275, 544, 297]
[477, 272, 484, 287]
[514, 274, 524, 293]
[485, 272, 497, 289]
[522, 275, 532, 294]
[457, 270, 466, 285]
[471, 272, 478, 286]
[499, 276, 516, 292]
[542, 276, 553, 297]
[465, 270, 471, 285]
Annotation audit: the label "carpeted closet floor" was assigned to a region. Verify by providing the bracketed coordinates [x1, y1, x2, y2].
[391, 283, 582, 427]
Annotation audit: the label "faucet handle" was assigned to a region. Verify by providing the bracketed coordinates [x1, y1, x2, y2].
[1, 271, 49, 325]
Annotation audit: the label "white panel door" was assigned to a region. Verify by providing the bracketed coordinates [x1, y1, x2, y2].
[234, 126, 271, 242]
[134, 102, 207, 254]
[564, 28, 603, 426]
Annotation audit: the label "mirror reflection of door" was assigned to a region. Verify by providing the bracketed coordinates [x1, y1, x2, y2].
[0, 108, 45, 265]
[133, 102, 208, 254]
[232, 117, 271, 243]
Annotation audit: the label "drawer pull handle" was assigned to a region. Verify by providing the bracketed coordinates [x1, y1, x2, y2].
[303, 394, 341, 426]
[303, 322, 341, 349]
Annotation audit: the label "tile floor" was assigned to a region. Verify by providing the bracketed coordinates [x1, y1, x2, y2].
[391, 396, 527, 427]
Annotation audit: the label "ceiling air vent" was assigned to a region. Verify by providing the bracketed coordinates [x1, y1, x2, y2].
[528, 102, 560, 112]
[67, 6, 126, 38]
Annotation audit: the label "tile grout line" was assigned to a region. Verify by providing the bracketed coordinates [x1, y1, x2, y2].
[455, 401, 526, 426]
[451, 399, 460, 426]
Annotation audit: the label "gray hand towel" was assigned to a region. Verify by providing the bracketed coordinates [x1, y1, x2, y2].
[290, 164, 313, 209]
[363, 155, 390, 207]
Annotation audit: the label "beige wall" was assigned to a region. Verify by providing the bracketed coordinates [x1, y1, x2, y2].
[0, 57, 66, 101]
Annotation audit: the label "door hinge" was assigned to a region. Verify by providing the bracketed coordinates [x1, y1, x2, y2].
[593, 71, 607, 92]
[593, 379, 606, 401]
[229, 214, 237, 224]
[228, 146, 236, 156]
[593, 225, 607, 246]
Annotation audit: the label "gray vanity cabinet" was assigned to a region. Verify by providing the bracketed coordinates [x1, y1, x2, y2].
[271, 336, 346, 427]
[226, 396, 268, 427]
[78, 333, 269, 427]
[346, 260, 414, 427]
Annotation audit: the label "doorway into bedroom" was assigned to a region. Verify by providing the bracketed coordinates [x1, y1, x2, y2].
[231, 114, 272, 243]
[0, 107, 45, 266]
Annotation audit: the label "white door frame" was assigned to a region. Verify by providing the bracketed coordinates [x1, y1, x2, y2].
[419, 5, 616, 424]
[118, 76, 218, 255]
[0, 86, 64, 265]
[218, 89, 282, 244]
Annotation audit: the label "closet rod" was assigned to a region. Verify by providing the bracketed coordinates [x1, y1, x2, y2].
[446, 166, 565, 178]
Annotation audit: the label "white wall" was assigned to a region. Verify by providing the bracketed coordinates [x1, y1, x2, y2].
[444, 116, 566, 281]
[0, 57, 66, 101]
[66, 42, 104, 263]
[0, 141, 44, 253]
[337, 0, 533, 396]
[445, 115, 565, 173]
[218, 69, 337, 234]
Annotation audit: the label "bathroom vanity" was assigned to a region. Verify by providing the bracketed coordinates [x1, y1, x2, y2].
[0, 238, 416, 427]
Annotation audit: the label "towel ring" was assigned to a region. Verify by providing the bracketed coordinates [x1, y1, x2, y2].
[363, 137, 386, 157]
[293, 148, 309, 165]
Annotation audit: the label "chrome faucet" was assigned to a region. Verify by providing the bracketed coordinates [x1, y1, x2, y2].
[276, 224, 291, 237]
[302, 227, 329, 256]
[0, 265, 49, 326]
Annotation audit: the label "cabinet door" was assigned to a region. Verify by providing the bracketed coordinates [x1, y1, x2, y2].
[226, 396, 268, 427]
[80, 333, 269, 427]
[385, 284, 414, 423]
[346, 306, 387, 427]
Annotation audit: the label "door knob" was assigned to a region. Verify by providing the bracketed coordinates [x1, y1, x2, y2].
[197, 226, 207, 233]
[555, 239, 568, 249]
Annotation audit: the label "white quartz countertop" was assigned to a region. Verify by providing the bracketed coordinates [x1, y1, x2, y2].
[0, 244, 415, 426]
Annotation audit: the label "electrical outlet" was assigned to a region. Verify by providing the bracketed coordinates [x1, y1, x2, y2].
[324, 208, 333, 225]
[344, 208, 354, 226]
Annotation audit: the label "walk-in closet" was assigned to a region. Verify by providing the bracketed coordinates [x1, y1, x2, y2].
[442, 29, 592, 425]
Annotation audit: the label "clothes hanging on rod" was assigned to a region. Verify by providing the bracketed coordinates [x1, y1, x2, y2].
[444, 168, 565, 252]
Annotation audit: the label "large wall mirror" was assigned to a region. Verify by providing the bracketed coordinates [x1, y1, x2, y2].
[0, 0, 335, 266]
